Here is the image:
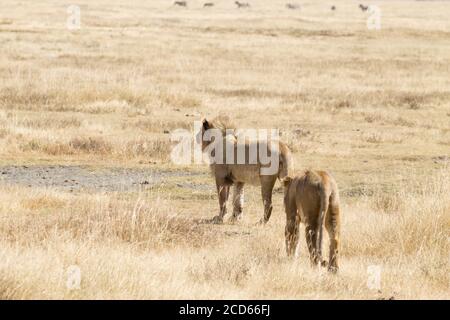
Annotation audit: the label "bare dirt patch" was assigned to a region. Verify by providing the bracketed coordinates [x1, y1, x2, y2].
[0, 165, 202, 192]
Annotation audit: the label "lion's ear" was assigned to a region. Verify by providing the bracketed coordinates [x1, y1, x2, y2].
[282, 176, 293, 188]
[202, 118, 210, 130]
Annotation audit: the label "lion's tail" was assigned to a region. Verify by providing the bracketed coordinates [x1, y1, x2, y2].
[278, 142, 292, 180]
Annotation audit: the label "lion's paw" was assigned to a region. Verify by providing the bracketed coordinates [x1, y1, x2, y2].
[212, 215, 223, 224]
[229, 215, 242, 224]
[256, 218, 268, 226]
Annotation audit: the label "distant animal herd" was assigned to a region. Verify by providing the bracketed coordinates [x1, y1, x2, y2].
[173, 1, 374, 12]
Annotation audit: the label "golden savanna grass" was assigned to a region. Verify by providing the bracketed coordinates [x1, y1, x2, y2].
[0, 0, 449, 299]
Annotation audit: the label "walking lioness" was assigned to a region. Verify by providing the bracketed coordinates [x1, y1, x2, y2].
[196, 117, 292, 224]
[282, 170, 341, 272]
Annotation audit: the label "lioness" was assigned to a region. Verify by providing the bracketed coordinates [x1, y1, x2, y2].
[196, 117, 292, 224]
[282, 170, 341, 272]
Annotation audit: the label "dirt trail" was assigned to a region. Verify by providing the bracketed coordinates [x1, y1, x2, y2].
[0, 165, 203, 192]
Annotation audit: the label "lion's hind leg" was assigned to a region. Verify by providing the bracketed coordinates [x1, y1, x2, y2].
[305, 223, 317, 265]
[285, 204, 300, 257]
[325, 196, 340, 273]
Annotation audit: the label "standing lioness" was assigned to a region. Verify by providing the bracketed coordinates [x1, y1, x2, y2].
[283, 170, 341, 272]
[196, 117, 292, 224]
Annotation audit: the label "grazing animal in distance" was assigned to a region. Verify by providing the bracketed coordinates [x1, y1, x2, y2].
[196, 116, 293, 224]
[286, 3, 300, 10]
[331, 5, 336, 11]
[235, 1, 250, 8]
[282, 170, 341, 273]
[359, 4, 369, 11]
[203, 2, 214, 7]
[173, 1, 187, 7]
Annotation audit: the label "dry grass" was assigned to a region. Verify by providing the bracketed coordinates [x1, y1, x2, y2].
[0, 169, 448, 299]
[0, 0, 449, 299]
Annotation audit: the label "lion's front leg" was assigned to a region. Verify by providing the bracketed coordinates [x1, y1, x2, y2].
[212, 183, 230, 224]
[230, 182, 244, 222]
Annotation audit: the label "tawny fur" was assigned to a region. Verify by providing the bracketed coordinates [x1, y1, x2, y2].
[283, 170, 341, 272]
[197, 116, 292, 224]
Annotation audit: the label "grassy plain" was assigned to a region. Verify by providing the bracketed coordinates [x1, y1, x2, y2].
[0, 0, 449, 299]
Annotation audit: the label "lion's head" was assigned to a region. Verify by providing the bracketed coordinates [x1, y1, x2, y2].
[196, 115, 235, 151]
